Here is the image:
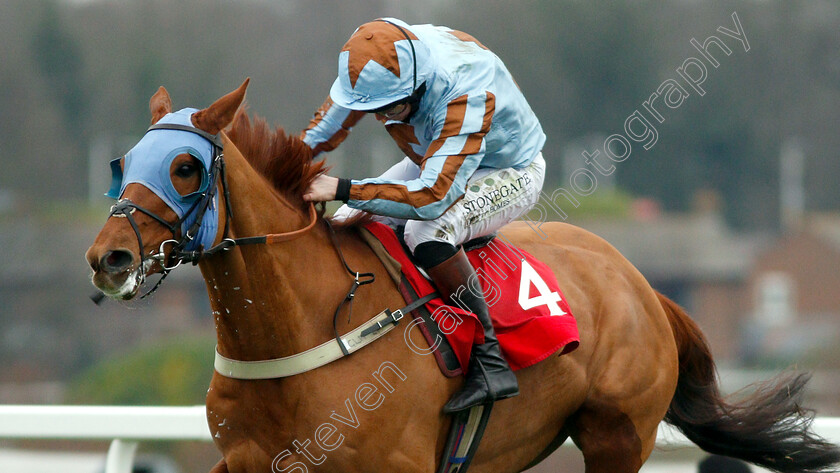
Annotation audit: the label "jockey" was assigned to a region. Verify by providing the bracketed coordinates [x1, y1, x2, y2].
[301, 18, 546, 413]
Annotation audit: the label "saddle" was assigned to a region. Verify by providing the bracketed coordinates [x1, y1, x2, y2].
[359, 222, 579, 374]
[357, 222, 580, 473]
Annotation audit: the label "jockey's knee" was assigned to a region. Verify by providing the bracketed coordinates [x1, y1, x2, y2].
[404, 219, 457, 255]
[413, 241, 458, 269]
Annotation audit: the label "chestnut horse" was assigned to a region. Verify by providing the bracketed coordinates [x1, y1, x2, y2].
[86, 80, 840, 473]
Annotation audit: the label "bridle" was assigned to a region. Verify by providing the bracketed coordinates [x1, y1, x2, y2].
[107, 123, 318, 299]
[101, 121, 375, 356]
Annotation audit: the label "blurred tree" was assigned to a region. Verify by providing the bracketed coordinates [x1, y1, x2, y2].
[32, 0, 87, 137]
[29, 0, 88, 200]
[67, 337, 215, 405]
[0, 0, 837, 226]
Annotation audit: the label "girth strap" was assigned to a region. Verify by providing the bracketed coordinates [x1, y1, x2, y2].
[214, 293, 435, 379]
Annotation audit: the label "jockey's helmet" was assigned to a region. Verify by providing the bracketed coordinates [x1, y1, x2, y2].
[329, 18, 432, 111]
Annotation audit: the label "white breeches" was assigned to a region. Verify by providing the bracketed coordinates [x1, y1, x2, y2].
[334, 153, 545, 252]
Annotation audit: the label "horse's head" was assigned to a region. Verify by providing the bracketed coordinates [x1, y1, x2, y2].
[86, 79, 249, 300]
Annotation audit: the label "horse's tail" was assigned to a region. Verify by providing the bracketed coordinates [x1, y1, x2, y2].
[657, 291, 840, 473]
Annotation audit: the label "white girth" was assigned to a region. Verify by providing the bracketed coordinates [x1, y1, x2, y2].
[214, 308, 404, 379]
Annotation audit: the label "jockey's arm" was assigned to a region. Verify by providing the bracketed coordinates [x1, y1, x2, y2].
[300, 96, 366, 157]
[337, 93, 494, 220]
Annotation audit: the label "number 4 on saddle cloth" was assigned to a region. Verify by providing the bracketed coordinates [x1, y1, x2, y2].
[361, 222, 580, 373]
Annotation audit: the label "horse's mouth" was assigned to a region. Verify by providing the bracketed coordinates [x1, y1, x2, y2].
[90, 259, 156, 300]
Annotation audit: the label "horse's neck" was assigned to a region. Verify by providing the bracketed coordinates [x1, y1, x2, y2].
[199, 140, 339, 361]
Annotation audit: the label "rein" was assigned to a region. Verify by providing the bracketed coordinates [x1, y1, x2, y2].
[102, 124, 319, 300]
[325, 219, 376, 355]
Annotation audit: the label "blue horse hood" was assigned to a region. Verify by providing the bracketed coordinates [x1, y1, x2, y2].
[106, 108, 219, 251]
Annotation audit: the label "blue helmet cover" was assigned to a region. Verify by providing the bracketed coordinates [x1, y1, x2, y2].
[106, 108, 218, 251]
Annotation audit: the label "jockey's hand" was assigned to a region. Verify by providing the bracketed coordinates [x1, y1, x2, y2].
[303, 174, 339, 202]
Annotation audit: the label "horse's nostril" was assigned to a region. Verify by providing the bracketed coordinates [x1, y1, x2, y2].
[101, 250, 133, 273]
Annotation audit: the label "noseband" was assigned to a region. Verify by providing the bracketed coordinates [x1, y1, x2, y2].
[107, 123, 317, 299]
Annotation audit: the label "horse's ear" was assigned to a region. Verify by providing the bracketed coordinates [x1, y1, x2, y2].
[191, 78, 250, 134]
[150, 86, 172, 124]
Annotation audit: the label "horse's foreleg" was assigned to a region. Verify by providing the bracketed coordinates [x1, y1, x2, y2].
[208, 458, 229, 473]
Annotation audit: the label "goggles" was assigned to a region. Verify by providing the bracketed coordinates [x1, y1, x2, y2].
[369, 82, 427, 120]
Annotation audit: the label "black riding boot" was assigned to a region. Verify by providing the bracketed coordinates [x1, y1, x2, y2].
[417, 244, 520, 413]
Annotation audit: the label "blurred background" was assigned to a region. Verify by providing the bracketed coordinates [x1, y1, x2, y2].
[0, 0, 837, 471]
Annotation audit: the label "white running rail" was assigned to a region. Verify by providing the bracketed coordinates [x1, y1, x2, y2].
[0, 405, 838, 473]
[0, 405, 210, 473]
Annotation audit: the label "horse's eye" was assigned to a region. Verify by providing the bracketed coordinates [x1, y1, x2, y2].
[175, 162, 198, 179]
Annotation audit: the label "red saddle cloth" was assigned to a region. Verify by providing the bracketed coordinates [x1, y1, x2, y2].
[364, 222, 580, 372]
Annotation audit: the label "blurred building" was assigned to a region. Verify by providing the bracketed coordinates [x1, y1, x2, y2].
[577, 198, 840, 413]
[577, 199, 763, 362]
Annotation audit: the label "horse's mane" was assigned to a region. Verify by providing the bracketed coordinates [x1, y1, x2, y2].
[226, 106, 326, 199]
[224, 106, 372, 228]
